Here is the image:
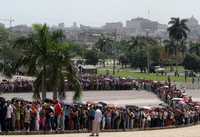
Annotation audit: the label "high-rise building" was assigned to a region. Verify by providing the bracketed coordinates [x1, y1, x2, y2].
[58, 23, 65, 29]
[103, 22, 123, 30]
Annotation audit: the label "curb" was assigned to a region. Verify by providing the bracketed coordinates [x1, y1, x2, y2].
[0, 123, 198, 136]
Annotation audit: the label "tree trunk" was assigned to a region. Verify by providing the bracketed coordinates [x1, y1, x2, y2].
[175, 41, 178, 77]
[103, 59, 106, 67]
[42, 66, 46, 100]
[113, 58, 116, 75]
[53, 90, 57, 100]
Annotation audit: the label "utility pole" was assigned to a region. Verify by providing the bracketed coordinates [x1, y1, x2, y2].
[146, 29, 151, 73]
[0, 17, 15, 28]
[146, 10, 151, 73]
[112, 29, 118, 75]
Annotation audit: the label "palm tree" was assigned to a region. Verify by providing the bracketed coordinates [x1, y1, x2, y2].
[47, 39, 82, 101]
[14, 24, 81, 101]
[167, 17, 190, 75]
[14, 24, 51, 100]
[163, 40, 176, 72]
[164, 40, 176, 56]
[127, 36, 147, 51]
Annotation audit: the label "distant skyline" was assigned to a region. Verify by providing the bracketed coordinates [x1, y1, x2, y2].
[0, 0, 200, 27]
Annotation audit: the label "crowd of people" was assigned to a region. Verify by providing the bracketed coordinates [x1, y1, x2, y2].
[69, 75, 140, 91]
[1, 75, 142, 94]
[0, 78, 33, 93]
[0, 78, 200, 133]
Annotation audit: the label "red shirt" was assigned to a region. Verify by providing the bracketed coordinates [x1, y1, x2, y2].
[55, 103, 62, 116]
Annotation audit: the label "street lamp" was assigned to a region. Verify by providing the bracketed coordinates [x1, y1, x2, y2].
[145, 28, 151, 73]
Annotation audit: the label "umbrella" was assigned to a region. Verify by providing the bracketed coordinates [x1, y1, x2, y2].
[140, 106, 152, 110]
[86, 101, 96, 105]
[104, 78, 112, 81]
[96, 103, 103, 107]
[98, 101, 108, 106]
[164, 85, 169, 88]
[178, 100, 187, 105]
[107, 104, 115, 108]
[159, 103, 169, 107]
[182, 92, 187, 96]
[172, 98, 183, 101]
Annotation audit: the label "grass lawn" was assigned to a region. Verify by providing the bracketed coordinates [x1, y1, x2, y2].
[164, 66, 186, 72]
[98, 68, 191, 83]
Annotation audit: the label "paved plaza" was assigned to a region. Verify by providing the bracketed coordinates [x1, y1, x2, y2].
[0, 90, 162, 106]
[4, 125, 200, 137]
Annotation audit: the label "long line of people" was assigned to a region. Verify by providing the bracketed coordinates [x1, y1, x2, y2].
[0, 79, 33, 93]
[68, 75, 140, 91]
[1, 75, 141, 93]
[0, 79, 200, 133]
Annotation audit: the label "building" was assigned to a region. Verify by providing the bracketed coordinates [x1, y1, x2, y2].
[58, 23, 65, 29]
[125, 17, 161, 36]
[186, 16, 200, 41]
[10, 25, 32, 37]
[103, 22, 123, 30]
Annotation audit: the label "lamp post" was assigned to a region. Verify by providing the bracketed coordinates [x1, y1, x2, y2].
[112, 29, 119, 75]
[145, 29, 151, 73]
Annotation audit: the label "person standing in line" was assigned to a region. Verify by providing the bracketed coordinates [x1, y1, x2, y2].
[24, 104, 31, 131]
[6, 101, 13, 131]
[90, 107, 102, 136]
[54, 101, 62, 130]
[16, 102, 21, 130]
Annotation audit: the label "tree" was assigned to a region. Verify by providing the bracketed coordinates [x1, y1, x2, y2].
[189, 42, 200, 56]
[167, 17, 190, 75]
[164, 39, 176, 57]
[149, 46, 161, 65]
[14, 24, 81, 101]
[84, 49, 99, 65]
[48, 43, 82, 101]
[130, 49, 147, 72]
[127, 36, 158, 72]
[0, 26, 20, 77]
[183, 53, 200, 73]
[95, 35, 113, 66]
[118, 55, 129, 68]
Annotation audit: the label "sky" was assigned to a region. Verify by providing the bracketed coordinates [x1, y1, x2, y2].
[0, 0, 200, 27]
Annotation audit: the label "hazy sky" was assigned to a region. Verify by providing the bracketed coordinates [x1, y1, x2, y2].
[0, 0, 199, 27]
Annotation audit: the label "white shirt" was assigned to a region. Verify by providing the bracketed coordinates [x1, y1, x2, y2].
[94, 109, 102, 123]
[6, 104, 13, 119]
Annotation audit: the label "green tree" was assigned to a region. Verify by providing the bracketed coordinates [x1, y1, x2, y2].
[130, 49, 147, 72]
[0, 26, 20, 77]
[118, 55, 129, 68]
[84, 49, 99, 65]
[127, 36, 158, 72]
[189, 42, 200, 56]
[149, 46, 161, 65]
[167, 17, 190, 75]
[183, 53, 200, 73]
[14, 24, 81, 101]
[95, 35, 113, 66]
